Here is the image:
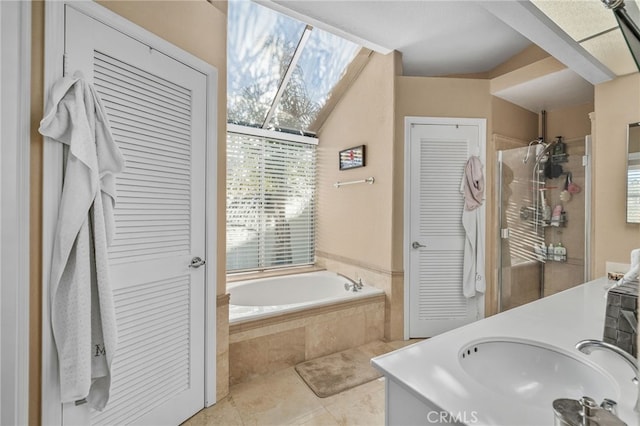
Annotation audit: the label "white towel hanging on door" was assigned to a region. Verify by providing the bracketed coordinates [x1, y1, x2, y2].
[460, 156, 485, 298]
[39, 71, 125, 411]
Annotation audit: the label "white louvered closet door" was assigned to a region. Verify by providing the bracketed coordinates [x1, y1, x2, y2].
[408, 124, 482, 337]
[63, 7, 206, 425]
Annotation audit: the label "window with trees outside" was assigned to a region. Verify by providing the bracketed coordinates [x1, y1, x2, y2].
[226, 0, 361, 272]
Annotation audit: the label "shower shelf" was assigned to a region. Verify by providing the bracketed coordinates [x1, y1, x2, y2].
[533, 249, 568, 263]
[543, 219, 567, 228]
[519, 207, 567, 227]
[545, 254, 567, 263]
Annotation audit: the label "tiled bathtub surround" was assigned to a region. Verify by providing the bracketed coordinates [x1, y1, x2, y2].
[316, 253, 404, 340]
[216, 294, 230, 399]
[229, 294, 385, 385]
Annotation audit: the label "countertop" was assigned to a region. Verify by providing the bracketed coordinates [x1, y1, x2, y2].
[372, 277, 639, 425]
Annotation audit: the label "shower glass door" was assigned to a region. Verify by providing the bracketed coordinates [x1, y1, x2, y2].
[498, 147, 544, 311]
[497, 137, 589, 312]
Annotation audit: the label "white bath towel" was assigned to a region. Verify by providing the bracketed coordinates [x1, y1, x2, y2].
[39, 71, 125, 411]
[623, 248, 640, 283]
[461, 156, 484, 211]
[460, 156, 485, 298]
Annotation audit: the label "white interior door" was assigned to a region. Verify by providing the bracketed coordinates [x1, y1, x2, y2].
[407, 122, 485, 337]
[63, 7, 206, 425]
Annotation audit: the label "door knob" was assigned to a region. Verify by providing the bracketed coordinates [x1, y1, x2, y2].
[189, 256, 206, 268]
[412, 241, 426, 249]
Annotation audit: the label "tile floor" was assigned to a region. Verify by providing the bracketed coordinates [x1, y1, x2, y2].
[183, 340, 419, 426]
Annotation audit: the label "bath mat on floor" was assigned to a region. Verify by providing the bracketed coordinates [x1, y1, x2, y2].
[295, 340, 392, 398]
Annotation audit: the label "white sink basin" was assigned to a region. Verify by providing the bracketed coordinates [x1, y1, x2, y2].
[459, 338, 620, 408]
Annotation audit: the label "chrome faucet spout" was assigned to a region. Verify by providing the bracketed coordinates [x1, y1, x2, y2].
[576, 339, 638, 375]
[576, 339, 639, 412]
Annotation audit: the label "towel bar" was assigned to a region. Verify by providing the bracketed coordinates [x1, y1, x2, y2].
[333, 177, 375, 188]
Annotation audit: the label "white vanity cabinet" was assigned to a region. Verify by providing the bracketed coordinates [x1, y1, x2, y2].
[385, 379, 463, 426]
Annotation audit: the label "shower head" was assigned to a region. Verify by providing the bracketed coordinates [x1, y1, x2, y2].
[522, 138, 544, 164]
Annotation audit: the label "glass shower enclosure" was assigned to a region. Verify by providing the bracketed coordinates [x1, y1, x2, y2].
[497, 137, 591, 312]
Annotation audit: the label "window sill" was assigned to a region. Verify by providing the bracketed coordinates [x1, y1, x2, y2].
[226, 265, 324, 285]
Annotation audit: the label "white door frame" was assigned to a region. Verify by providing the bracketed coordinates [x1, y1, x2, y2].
[403, 117, 487, 340]
[0, 2, 31, 425]
[41, 2, 218, 424]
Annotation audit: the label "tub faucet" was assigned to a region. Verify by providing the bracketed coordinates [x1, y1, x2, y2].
[344, 278, 364, 292]
[576, 339, 639, 412]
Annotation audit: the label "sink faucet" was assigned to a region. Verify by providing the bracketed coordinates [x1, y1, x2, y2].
[576, 339, 639, 412]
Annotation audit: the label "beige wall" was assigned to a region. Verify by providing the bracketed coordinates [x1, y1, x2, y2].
[545, 102, 594, 141]
[491, 97, 539, 141]
[29, 1, 228, 423]
[315, 51, 400, 338]
[592, 73, 640, 277]
[317, 52, 397, 271]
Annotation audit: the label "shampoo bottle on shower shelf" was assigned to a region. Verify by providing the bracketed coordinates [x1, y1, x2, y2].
[543, 204, 552, 223]
[551, 205, 562, 227]
[556, 243, 566, 262]
[548, 243, 554, 261]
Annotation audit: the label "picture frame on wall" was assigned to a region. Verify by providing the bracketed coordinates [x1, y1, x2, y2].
[339, 145, 366, 170]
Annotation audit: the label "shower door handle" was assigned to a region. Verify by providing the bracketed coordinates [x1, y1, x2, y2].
[189, 256, 206, 268]
[412, 241, 426, 249]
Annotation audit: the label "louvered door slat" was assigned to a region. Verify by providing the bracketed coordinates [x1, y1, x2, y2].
[121, 147, 190, 168]
[111, 130, 192, 156]
[118, 190, 189, 201]
[113, 228, 188, 240]
[123, 161, 190, 179]
[114, 223, 190, 233]
[117, 177, 190, 192]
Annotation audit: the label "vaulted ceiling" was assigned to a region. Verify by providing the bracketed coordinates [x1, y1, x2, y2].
[258, 0, 639, 112]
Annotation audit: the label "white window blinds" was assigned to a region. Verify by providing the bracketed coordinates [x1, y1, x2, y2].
[226, 131, 316, 272]
[628, 161, 640, 223]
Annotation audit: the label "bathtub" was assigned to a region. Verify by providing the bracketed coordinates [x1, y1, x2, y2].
[227, 270, 386, 385]
[228, 270, 384, 324]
